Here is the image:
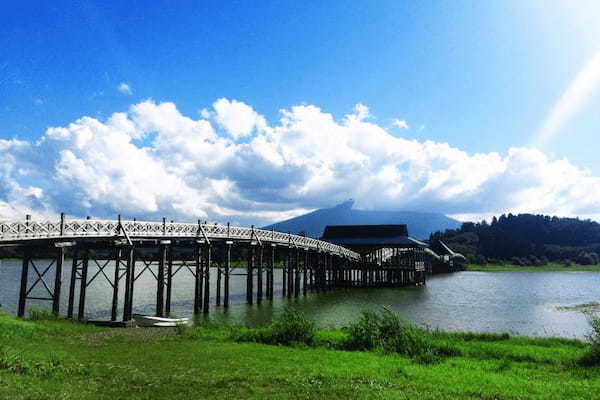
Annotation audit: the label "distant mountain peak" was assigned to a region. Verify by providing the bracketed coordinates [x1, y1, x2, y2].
[336, 199, 355, 210]
[262, 202, 460, 240]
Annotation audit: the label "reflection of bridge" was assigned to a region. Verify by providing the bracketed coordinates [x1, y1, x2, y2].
[0, 215, 425, 322]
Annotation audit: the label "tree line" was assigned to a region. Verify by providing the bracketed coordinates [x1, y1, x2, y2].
[430, 213, 600, 266]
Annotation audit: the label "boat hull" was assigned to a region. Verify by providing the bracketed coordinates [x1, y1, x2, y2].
[133, 314, 189, 327]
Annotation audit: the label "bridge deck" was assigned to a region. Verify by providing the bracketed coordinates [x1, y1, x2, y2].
[0, 215, 426, 323]
[0, 216, 360, 260]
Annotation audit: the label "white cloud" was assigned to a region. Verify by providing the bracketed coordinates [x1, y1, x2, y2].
[2, 99, 600, 225]
[393, 119, 409, 129]
[534, 51, 600, 147]
[347, 103, 371, 122]
[118, 82, 133, 95]
[211, 98, 266, 139]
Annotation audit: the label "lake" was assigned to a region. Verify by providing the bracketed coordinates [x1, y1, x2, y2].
[1, 259, 598, 339]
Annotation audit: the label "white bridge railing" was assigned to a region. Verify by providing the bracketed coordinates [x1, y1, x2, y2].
[0, 217, 361, 260]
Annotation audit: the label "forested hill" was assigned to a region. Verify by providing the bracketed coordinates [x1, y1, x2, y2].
[431, 213, 600, 265]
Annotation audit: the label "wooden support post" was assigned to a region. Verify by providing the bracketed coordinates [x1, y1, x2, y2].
[216, 261, 222, 307]
[268, 244, 275, 301]
[111, 248, 121, 321]
[193, 244, 202, 314]
[52, 247, 65, 315]
[165, 246, 173, 316]
[67, 255, 78, 319]
[324, 253, 329, 291]
[203, 244, 211, 313]
[224, 242, 232, 308]
[77, 251, 89, 320]
[309, 253, 315, 291]
[123, 247, 135, 321]
[17, 256, 30, 317]
[156, 244, 167, 317]
[288, 248, 294, 297]
[303, 249, 308, 296]
[294, 248, 300, 298]
[246, 244, 254, 305]
[257, 246, 263, 304]
[282, 248, 287, 297]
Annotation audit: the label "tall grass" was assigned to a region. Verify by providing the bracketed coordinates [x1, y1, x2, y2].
[232, 307, 316, 346]
[27, 307, 59, 321]
[580, 317, 600, 366]
[343, 308, 460, 363]
[0, 345, 87, 377]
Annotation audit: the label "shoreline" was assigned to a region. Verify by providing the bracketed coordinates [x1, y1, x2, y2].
[465, 263, 600, 272]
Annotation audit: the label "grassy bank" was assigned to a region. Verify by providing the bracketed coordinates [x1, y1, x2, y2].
[465, 263, 600, 272]
[1, 311, 599, 399]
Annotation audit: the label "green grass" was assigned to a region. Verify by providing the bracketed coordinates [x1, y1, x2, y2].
[1, 312, 599, 399]
[465, 263, 600, 272]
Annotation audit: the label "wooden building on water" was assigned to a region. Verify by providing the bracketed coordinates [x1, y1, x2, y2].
[321, 224, 427, 286]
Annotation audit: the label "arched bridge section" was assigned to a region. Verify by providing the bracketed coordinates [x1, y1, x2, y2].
[0, 217, 359, 258]
[0, 216, 424, 323]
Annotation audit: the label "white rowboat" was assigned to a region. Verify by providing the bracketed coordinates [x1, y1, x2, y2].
[133, 314, 189, 327]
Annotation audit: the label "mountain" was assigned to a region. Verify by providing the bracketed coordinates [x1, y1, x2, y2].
[261, 200, 462, 240]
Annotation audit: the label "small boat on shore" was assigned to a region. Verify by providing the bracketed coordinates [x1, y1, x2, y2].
[133, 314, 189, 327]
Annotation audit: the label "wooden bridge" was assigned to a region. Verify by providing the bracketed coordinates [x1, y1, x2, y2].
[0, 215, 425, 322]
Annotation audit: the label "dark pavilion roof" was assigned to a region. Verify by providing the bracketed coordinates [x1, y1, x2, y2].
[321, 225, 427, 248]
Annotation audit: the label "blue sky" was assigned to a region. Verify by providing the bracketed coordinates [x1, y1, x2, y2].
[1, 1, 600, 223]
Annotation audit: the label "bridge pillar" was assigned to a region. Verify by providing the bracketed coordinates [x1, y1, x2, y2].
[111, 247, 122, 321]
[268, 244, 275, 301]
[224, 241, 232, 308]
[17, 256, 30, 317]
[165, 247, 173, 315]
[203, 244, 211, 313]
[256, 245, 263, 304]
[282, 247, 287, 297]
[67, 254, 78, 319]
[52, 247, 65, 315]
[156, 244, 167, 317]
[193, 243, 203, 314]
[123, 247, 135, 321]
[303, 249, 308, 296]
[294, 248, 300, 298]
[246, 243, 254, 304]
[287, 247, 293, 297]
[77, 250, 89, 320]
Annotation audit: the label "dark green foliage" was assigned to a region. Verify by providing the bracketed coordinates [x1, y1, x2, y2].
[580, 317, 600, 367]
[233, 307, 316, 346]
[343, 308, 460, 363]
[343, 311, 380, 350]
[432, 213, 600, 265]
[456, 332, 511, 342]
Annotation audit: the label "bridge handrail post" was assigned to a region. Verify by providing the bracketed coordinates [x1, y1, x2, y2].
[60, 213, 65, 237]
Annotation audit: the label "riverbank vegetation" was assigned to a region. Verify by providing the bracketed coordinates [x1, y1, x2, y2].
[432, 213, 600, 267]
[1, 309, 600, 399]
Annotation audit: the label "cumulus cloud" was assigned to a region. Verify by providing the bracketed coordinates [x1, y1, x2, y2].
[2, 99, 600, 225]
[393, 119, 409, 129]
[118, 83, 132, 95]
[210, 98, 266, 139]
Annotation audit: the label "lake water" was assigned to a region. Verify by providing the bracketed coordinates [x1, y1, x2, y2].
[1, 259, 598, 339]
